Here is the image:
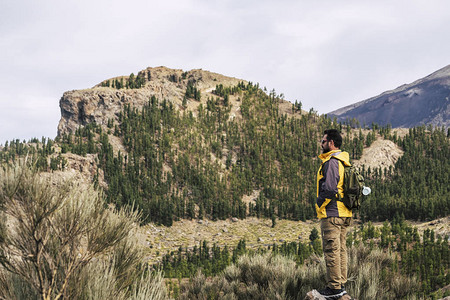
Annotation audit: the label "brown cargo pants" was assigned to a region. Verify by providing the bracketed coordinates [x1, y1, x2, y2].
[320, 217, 352, 290]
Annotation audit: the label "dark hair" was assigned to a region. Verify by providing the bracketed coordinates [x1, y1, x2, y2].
[324, 129, 342, 148]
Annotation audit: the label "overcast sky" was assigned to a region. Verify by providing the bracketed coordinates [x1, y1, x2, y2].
[1, 0, 449, 143]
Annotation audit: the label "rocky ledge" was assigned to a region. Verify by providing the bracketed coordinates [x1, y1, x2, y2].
[57, 66, 245, 136]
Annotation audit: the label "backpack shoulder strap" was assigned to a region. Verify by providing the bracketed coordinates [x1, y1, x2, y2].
[330, 155, 345, 169]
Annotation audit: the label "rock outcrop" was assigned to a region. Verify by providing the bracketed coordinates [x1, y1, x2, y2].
[58, 66, 245, 136]
[352, 138, 404, 171]
[305, 290, 354, 300]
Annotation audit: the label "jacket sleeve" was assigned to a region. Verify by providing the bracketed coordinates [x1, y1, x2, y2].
[319, 159, 340, 199]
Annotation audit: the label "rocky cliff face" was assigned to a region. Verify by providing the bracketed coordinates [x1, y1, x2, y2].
[58, 66, 245, 136]
[328, 65, 450, 128]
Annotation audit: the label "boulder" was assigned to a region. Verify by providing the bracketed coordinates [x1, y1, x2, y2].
[304, 290, 354, 300]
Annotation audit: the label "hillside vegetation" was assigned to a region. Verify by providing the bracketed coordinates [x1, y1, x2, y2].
[1, 82, 449, 226]
[58, 84, 450, 225]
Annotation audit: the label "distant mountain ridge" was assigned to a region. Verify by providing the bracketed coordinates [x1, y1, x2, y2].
[328, 65, 450, 128]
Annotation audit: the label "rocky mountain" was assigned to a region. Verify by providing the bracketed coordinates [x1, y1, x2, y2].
[55, 65, 327, 224]
[58, 66, 246, 137]
[328, 65, 450, 128]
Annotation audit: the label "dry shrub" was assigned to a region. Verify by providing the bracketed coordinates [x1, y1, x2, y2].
[181, 244, 420, 300]
[289, 255, 326, 298]
[180, 253, 298, 300]
[346, 244, 419, 300]
[0, 160, 168, 300]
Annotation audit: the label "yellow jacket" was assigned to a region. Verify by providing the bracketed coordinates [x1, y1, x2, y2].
[316, 150, 352, 219]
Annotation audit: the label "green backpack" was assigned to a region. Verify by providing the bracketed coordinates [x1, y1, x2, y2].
[335, 160, 365, 209]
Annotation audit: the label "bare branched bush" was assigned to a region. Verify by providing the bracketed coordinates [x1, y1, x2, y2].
[0, 160, 168, 300]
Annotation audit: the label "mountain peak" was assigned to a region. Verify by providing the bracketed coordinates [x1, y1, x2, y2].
[328, 65, 450, 128]
[58, 66, 246, 136]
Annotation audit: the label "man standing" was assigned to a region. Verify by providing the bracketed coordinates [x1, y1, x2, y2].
[316, 129, 352, 299]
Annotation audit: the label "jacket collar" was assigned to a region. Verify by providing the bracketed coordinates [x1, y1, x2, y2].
[319, 150, 342, 161]
[318, 150, 351, 166]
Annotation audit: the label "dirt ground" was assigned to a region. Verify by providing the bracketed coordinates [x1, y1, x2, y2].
[138, 214, 450, 264]
[138, 217, 320, 264]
